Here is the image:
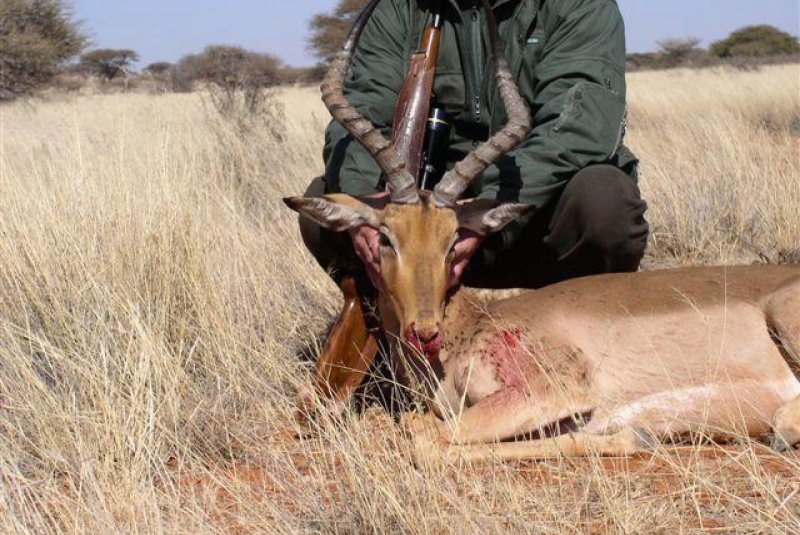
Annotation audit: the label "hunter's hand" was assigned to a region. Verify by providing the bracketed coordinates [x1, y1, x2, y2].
[349, 225, 382, 289]
[449, 229, 485, 289]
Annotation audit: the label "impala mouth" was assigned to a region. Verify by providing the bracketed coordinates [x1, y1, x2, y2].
[403, 324, 444, 362]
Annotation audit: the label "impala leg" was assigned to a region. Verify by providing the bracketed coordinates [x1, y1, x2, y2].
[402, 387, 595, 454]
[584, 374, 800, 450]
[445, 427, 649, 463]
[419, 387, 594, 445]
[402, 412, 647, 463]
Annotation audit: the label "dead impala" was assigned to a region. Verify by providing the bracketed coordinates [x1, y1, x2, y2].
[285, 0, 800, 461]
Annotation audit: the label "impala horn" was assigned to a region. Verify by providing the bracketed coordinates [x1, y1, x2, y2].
[320, 0, 420, 205]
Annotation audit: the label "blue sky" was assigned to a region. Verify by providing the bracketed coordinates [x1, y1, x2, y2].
[72, 0, 800, 68]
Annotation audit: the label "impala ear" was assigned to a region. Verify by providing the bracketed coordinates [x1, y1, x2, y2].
[455, 199, 533, 236]
[283, 193, 383, 232]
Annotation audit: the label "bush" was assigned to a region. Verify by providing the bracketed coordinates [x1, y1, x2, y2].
[49, 71, 87, 92]
[656, 37, 705, 68]
[175, 45, 281, 90]
[144, 61, 172, 75]
[140, 62, 173, 93]
[174, 45, 284, 130]
[0, 0, 86, 101]
[627, 38, 707, 71]
[710, 25, 800, 58]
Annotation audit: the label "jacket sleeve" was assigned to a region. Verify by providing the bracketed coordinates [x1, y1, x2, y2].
[479, 0, 630, 252]
[321, 1, 407, 196]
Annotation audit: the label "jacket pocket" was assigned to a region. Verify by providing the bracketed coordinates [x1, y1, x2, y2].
[551, 80, 626, 163]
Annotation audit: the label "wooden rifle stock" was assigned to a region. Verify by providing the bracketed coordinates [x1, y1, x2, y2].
[390, 10, 443, 181]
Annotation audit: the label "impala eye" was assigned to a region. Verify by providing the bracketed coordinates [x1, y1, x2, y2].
[379, 232, 393, 249]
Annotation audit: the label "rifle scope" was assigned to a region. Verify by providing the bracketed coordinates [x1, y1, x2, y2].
[419, 107, 451, 190]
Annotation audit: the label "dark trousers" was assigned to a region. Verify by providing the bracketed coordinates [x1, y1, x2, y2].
[298, 164, 649, 290]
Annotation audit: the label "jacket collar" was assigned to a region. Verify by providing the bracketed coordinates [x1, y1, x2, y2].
[443, 0, 521, 12]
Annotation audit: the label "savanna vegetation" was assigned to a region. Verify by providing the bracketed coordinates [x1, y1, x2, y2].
[77, 48, 140, 81]
[1, 62, 798, 532]
[2, 0, 799, 532]
[2, 0, 798, 101]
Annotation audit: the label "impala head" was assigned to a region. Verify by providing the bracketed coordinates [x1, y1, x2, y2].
[285, 0, 532, 358]
[285, 192, 529, 356]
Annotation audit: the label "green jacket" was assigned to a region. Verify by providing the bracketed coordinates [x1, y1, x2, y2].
[323, 0, 637, 249]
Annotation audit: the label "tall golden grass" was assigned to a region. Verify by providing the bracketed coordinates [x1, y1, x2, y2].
[0, 64, 798, 533]
[629, 66, 800, 265]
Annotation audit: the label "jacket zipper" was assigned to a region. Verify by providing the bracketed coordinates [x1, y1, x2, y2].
[470, 2, 484, 124]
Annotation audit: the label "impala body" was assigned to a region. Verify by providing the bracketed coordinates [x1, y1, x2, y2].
[430, 265, 800, 453]
[290, 189, 800, 459]
[286, 0, 800, 459]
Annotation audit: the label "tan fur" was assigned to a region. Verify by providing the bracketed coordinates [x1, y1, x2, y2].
[378, 196, 457, 337]
[287, 192, 800, 460]
[417, 266, 800, 459]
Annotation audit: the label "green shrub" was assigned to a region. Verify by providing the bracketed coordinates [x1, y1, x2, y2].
[710, 25, 800, 58]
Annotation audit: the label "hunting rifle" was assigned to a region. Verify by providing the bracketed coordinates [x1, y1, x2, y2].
[306, 0, 446, 410]
[391, 2, 445, 181]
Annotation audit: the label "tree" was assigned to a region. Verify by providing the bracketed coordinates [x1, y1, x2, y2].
[308, 0, 370, 62]
[175, 45, 284, 126]
[79, 48, 140, 81]
[656, 37, 704, 68]
[174, 45, 282, 91]
[710, 25, 800, 58]
[144, 61, 172, 75]
[0, 0, 86, 101]
[657, 37, 705, 69]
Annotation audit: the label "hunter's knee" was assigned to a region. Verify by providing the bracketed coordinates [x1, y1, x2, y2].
[552, 165, 649, 271]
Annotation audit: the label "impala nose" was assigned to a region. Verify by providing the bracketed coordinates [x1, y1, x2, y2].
[404, 322, 444, 357]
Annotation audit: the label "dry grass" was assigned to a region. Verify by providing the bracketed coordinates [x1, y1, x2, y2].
[629, 65, 800, 266]
[0, 65, 798, 534]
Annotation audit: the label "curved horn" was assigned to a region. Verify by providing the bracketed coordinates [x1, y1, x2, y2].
[320, 0, 420, 205]
[433, 0, 531, 208]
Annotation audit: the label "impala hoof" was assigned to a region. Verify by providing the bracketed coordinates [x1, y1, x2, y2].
[400, 412, 449, 465]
